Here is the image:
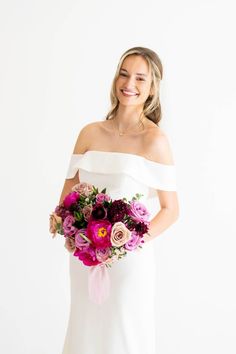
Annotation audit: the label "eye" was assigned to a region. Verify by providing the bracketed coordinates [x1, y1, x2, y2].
[119, 73, 145, 81]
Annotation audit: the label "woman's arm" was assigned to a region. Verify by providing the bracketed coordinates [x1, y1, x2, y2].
[144, 191, 179, 242]
[143, 129, 180, 243]
[50, 123, 92, 240]
[58, 123, 93, 204]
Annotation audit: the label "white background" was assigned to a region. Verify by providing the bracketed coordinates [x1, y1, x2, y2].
[0, 0, 236, 353]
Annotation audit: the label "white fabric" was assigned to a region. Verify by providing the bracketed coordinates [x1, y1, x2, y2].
[66, 150, 177, 196]
[61, 150, 177, 354]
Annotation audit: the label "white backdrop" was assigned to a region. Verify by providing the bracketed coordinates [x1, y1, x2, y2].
[1, 0, 236, 353]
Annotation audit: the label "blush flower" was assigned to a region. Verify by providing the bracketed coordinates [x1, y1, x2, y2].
[110, 222, 132, 247]
[72, 182, 93, 197]
[82, 204, 93, 221]
[129, 200, 150, 223]
[49, 212, 62, 238]
[64, 237, 76, 253]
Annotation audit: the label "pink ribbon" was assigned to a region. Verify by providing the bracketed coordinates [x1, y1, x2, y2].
[88, 263, 110, 305]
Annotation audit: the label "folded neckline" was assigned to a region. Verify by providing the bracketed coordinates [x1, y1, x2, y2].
[73, 150, 175, 167]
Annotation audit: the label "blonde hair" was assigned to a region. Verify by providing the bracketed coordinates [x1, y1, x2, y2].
[104, 46, 163, 126]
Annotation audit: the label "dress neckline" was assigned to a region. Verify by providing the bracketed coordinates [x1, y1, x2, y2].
[74, 149, 175, 167]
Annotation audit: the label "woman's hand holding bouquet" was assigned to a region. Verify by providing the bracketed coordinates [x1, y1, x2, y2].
[49, 182, 151, 268]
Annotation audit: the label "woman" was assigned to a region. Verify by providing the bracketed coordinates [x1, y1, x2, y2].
[50, 46, 179, 354]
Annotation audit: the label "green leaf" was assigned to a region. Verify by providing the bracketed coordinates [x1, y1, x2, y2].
[78, 232, 92, 244]
[74, 211, 83, 221]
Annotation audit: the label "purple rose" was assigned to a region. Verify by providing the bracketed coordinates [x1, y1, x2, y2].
[63, 191, 79, 209]
[96, 247, 111, 262]
[129, 200, 150, 223]
[124, 230, 142, 251]
[63, 215, 77, 237]
[75, 228, 91, 249]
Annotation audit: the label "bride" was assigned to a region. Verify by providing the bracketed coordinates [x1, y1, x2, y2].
[50, 46, 179, 354]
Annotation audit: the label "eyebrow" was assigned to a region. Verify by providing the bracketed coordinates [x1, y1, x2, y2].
[120, 68, 147, 77]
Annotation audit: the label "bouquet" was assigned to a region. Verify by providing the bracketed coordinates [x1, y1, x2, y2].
[50, 182, 151, 266]
[49, 182, 151, 304]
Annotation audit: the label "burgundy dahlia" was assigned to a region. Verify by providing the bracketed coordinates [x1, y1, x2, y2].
[135, 222, 149, 235]
[107, 199, 129, 223]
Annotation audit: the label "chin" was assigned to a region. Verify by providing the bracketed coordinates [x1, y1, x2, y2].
[118, 100, 140, 107]
[117, 94, 143, 105]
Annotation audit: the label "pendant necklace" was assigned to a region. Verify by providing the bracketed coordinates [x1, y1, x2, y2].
[111, 115, 145, 136]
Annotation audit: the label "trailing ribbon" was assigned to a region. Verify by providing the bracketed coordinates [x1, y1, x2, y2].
[88, 263, 110, 305]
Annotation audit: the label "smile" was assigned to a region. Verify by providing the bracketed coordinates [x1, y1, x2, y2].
[120, 89, 139, 97]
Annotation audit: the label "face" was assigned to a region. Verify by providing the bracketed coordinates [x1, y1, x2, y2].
[115, 55, 153, 107]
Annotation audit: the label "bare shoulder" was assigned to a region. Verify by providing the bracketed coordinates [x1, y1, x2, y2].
[144, 126, 175, 165]
[72, 121, 101, 154]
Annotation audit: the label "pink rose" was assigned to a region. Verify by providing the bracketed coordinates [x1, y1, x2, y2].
[96, 193, 111, 203]
[124, 230, 142, 251]
[74, 245, 101, 266]
[82, 204, 93, 221]
[96, 247, 111, 262]
[72, 182, 93, 197]
[63, 192, 79, 209]
[129, 200, 150, 223]
[75, 229, 91, 249]
[87, 219, 112, 248]
[110, 222, 132, 247]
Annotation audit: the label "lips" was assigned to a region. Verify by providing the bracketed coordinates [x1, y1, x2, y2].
[120, 89, 139, 96]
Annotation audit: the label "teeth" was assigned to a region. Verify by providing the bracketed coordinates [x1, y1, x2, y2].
[122, 90, 138, 96]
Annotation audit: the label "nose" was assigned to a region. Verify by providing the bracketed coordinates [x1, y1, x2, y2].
[123, 75, 136, 89]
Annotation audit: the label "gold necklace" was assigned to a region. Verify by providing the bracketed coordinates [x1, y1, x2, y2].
[111, 115, 145, 136]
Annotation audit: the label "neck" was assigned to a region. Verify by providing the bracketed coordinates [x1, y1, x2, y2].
[114, 105, 144, 129]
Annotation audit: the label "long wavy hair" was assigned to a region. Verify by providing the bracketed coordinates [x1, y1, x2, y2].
[104, 46, 163, 126]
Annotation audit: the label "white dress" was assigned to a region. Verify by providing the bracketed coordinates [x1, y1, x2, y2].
[61, 150, 177, 354]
